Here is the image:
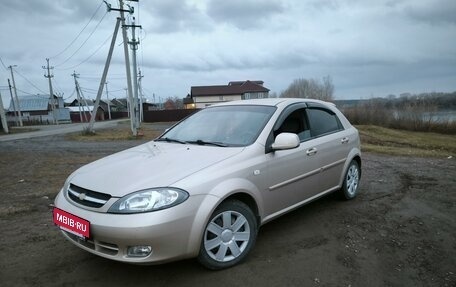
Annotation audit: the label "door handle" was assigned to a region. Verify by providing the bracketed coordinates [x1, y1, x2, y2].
[341, 137, 349, 144]
[306, 147, 317, 156]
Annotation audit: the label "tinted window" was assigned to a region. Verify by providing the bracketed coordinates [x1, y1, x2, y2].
[307, 108, 341, 137]
[274, 108, 311, 141]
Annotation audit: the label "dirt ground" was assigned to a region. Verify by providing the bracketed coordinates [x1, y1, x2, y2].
[0, 125, 455, 287]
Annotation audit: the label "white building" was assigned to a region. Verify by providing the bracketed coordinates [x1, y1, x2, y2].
[184, 80, 270, 109]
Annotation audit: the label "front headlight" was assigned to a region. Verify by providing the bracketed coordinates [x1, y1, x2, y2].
[108, 188, 189, 214]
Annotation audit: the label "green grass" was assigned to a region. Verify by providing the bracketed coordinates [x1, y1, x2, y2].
[357, 125, 456, 157]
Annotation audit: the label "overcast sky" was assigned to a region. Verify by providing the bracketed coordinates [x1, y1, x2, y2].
[1, 0, 455, 106]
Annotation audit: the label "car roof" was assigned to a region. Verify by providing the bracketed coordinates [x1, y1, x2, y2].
[212, 98, 334, 108]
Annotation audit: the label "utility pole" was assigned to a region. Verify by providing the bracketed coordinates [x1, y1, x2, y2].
[125, 16, 142, 128]
[8, 79, 19, 126]
[100, 0, 139, 135]
[138, 69, 144, 122]
[86, 15, 122, 133]
[105, 82, 112, 120]
[119, 0, 136, 135]
[0, 91, 9, 133]
[125, 88, 129, 117]
[42, 58, 58, 124]
[105, 0, 137, 135]
[8, 65, 23, 126]
[72, 71, 87, 123]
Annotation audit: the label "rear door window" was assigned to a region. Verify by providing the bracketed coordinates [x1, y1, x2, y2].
[306, 108, 342, 137]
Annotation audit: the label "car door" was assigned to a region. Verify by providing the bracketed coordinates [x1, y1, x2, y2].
[305, 104, 351, 191]
[261, 105, 324, 219]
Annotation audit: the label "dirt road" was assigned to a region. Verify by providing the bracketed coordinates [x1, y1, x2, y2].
[0, 128, 454, 287]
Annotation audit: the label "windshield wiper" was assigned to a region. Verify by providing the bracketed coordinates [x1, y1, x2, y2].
[187, 139, 228, 147]
[155, 137, 187, 144]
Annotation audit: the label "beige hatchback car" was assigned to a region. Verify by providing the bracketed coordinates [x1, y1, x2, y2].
[53, 98, 361, 269]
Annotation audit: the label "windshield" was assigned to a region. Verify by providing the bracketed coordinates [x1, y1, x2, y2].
[159, 105, 276, 147]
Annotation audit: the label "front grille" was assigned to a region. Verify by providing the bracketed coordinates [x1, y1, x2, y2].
[63, 231, 119, 256]
[68, 184, 111, 208]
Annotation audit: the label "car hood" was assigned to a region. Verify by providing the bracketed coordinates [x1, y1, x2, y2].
[69, 141, 243, 197]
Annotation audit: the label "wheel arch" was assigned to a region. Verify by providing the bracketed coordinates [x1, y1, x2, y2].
[352, 154, 362, 178]
[186, 179, 263, 257]
[338, 150, 362, 188]
[222, 192, 261, 228]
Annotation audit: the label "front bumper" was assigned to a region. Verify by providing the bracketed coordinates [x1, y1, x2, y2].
[54, 190, 213, 264]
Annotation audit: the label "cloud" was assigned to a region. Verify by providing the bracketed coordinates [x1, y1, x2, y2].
[306, 0, 341, 11]
[1, 0, 456, 104]
[0, 0, 104, 23]
[206, 0, 284, 30]
[404, 0, 456, 25]
[141, 48, 317, 72]
[141, 0, 212, 33]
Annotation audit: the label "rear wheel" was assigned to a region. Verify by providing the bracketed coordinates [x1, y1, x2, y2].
[341, 160, 360, 200]
[198, 200, 257, 270]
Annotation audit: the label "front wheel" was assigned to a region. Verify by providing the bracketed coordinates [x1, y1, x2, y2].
[197, 200, 257, 270]
[341, 160, 360, 200]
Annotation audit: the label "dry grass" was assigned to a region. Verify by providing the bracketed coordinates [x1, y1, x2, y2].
[357, 125, 456, 157]
[0, 126, 39, 135]
[66, 122, 166, 141]
[341, 101, 456, 134]
[64, 121, 456, 158]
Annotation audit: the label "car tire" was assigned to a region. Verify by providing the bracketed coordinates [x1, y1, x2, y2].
[197, 200, 258, 270]
[341, 160, 360, 200]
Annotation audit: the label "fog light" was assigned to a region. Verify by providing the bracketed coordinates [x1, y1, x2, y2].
[127, 246, 152, 257]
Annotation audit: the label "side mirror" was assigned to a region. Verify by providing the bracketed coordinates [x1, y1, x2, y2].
[271, 133, 300, 151]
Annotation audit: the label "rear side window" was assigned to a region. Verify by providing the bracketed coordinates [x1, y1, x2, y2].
[307, 108, 342, 137]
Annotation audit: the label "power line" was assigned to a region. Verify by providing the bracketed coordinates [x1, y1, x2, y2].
[106, 88, 125, 92]
[54, 11, 109, 67]
[14, 69, 48, 94]
[51, 77, 65, 96]
[0, 56, 8, 70]
[80, 86, 98, 91]
[104, 81, 128, 91]
[137, 1, 145, 72]
[63, 88, 77, 100]
[57, 34, 111, 71]
[80, 87, 99, 95]
[50, 1, 104, 59]
[15, 88, 48, 98]
[79, 75, 126, 80]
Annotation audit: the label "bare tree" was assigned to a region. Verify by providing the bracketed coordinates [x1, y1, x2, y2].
[164, 96, 184, 110]
[280, 76, 334, 101]
[322, 75, 334, 101]
[269, 91, 278, 98]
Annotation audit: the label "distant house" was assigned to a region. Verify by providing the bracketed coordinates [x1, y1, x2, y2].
[143, 102, 158, 111]
[68, 106, 105, 123]
[110, 98, 128, 112]
[98, 100, 112, 113]
[184, 80, 270, 109]
[68, 98, 113, 117]
[68, 98, 94, 107]
[108, 98, 158, 112]
[7, 95, 70, 124]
